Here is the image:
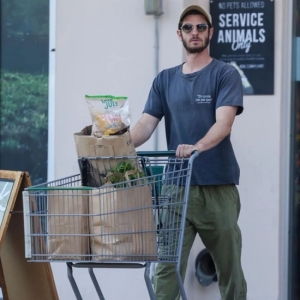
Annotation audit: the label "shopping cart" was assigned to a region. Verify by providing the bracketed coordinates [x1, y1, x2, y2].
[22, 151, 199, 300]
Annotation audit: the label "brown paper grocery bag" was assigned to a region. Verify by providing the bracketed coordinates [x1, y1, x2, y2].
[89, 181, 157, 261]
[47, 189, 90, 260]
[74, 125, 137, 187]
[28, 195, 48, 257]
[74, 125, 136, 158]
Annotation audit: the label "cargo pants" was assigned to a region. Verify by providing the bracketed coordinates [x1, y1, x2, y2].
[153, 184, 247, 300]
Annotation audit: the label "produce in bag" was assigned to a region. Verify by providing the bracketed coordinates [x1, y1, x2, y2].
[106, 161, 146, 188]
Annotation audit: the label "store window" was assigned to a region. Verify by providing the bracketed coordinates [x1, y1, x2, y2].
[0, 0, 49, 184]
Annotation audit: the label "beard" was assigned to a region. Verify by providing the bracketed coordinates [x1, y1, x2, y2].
[182, 35, 210, 54]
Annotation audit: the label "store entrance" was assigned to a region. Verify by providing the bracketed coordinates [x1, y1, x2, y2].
[291, 85, 300, 300]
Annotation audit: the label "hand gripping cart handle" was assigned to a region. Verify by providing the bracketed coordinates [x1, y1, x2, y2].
[23, 150, 199, 300]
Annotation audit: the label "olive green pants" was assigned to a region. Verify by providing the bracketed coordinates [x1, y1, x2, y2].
[153, 185, 247, 300]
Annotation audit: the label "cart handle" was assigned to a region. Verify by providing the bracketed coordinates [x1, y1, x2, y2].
[137, 150, 199, 158]
[137, 150, 176, 157]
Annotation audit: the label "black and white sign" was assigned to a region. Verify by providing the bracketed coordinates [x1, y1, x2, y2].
[210, 0, 274, 95]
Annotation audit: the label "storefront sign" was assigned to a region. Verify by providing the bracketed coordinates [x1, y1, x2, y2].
[210, 0, 274, 95]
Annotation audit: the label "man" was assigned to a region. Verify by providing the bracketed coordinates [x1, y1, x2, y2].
[130, 5, 247, 300]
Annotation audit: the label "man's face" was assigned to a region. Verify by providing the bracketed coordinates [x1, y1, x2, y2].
[177, 14, 213, 54]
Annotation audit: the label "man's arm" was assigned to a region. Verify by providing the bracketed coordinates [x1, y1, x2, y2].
[131, 113, 160, 148]
[176, 106, 238, 157]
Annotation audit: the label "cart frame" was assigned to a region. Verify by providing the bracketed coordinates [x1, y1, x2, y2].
[23, 151, 199, 300]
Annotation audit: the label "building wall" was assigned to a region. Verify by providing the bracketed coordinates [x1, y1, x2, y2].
[50, 0, 290, 299]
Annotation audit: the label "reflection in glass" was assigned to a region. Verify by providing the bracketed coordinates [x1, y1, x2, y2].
[0, 180, 14, 227]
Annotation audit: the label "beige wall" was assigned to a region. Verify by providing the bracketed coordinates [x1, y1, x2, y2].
[50, 0, 291, 299]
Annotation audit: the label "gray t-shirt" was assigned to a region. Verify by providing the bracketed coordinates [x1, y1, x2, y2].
[143, 59, 243, 185]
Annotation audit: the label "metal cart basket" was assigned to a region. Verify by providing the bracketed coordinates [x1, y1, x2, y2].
[23, 151, 198, 300]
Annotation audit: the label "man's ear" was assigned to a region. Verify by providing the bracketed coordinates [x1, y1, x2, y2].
[177, 30, 182, 41]
[209, 27, 214, 40]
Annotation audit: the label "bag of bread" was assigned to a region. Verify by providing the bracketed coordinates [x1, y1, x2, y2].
[85, 95, 131, 137]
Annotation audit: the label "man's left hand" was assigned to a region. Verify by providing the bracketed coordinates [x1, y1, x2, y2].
[176, 144, 199, 158]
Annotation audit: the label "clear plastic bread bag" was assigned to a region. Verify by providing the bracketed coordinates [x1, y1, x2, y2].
[85, 95, 131, 137]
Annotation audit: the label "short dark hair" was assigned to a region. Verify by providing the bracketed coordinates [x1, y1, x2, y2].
[178, 9, 212, 30]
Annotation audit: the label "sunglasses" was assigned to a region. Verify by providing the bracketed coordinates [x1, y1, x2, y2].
[181, 23, 209, 33]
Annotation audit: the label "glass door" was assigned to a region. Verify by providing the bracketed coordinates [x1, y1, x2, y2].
[290, 0, 300, 298]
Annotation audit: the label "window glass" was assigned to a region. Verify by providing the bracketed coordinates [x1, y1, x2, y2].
[291, 0, 300, 298]
[0, 0, 49, 184]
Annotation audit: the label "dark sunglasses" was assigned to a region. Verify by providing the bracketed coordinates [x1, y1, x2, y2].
[181, 23, 209, 33]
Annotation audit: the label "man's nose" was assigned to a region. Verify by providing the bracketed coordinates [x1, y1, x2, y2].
[191, 26, 199, 34]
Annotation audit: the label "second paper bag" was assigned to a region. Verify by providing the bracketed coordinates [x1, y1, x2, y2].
[89, 182, 157, 261]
